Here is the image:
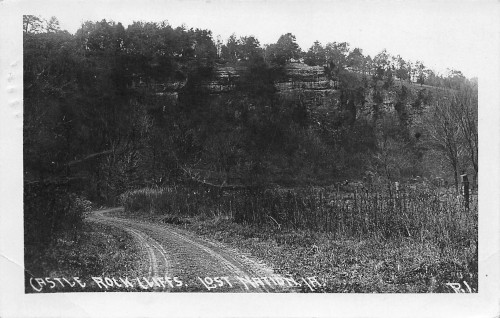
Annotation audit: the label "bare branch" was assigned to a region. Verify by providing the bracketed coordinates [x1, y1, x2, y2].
[66, 150, 114, 166]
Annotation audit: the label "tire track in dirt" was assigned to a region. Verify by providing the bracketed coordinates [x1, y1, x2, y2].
[124, 227, 156, 277]
[162, 227, 271, 292]
[87, 208, 297, 292]
[87, 209, 170, 280]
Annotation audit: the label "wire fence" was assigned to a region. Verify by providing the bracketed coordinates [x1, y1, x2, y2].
[120, 183, 477, 243]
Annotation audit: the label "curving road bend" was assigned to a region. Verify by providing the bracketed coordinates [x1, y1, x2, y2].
[86, 208, 297, 292]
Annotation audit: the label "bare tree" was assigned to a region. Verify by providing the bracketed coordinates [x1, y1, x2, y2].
[425, 94, 464, 192]
[451, 85, 478, 188]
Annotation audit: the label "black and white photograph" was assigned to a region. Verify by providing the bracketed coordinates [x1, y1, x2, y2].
[0, 0, 499, 317]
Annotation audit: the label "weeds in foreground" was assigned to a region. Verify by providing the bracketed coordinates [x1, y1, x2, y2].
[119, 184, 477, 292]
[112, 208, 477, 293]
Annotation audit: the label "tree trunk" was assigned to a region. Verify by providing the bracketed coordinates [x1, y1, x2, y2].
[453, 164, 459, 193]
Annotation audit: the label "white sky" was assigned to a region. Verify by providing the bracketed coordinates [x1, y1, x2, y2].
[14, 0, 499, 77]
[16, 0, 500, 78]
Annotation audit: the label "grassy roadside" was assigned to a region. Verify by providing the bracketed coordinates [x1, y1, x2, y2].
[112, 210, 478, 293]
[24, 220, 145, 293]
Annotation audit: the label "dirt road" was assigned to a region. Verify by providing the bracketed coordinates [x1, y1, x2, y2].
[87, 208, 298, 292]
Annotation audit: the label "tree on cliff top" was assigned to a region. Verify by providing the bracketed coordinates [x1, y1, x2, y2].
[304, 41, 326, 66]
[265, 33, 302, 66]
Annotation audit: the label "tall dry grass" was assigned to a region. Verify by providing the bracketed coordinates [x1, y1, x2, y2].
[119, 184, 477, 246]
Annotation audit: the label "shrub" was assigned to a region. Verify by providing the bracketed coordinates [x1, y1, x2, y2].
[24, 181, 88, 245]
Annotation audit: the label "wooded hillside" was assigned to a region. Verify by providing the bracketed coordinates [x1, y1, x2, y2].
[23, 16, 478, 244]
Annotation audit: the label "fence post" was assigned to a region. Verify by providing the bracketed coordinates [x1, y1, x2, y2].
[394, 181, 400, 211]
[461, 173, 470, 210]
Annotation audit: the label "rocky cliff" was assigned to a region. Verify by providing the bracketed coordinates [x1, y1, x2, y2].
[142, 62, 429, 128]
